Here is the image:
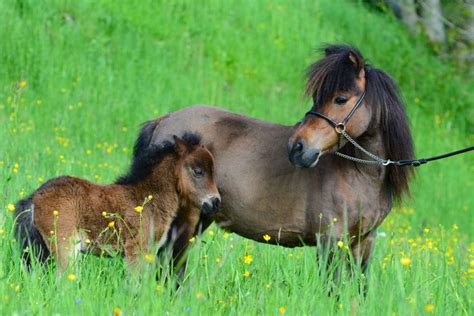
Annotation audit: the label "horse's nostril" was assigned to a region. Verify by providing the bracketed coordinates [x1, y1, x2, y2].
[212, 197, 221, 210]
[293, 140, 304, 153]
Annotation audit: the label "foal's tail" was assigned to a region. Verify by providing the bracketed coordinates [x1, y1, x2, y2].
[13, 196, 50, 268]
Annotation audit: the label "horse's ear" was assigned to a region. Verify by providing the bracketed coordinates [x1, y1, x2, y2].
[348, 51, 365, 79]
[173, 135, 188, 155]
[348, 51, 364, 70]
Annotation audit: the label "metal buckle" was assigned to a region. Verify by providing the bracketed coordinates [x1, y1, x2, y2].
[382, 160, 392, 166]
[335, 123, 345, 134]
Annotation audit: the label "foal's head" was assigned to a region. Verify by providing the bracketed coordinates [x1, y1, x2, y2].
[117, 132, 220, 215]
[173, 133, 221, 216]
[288, 44, 414, 199]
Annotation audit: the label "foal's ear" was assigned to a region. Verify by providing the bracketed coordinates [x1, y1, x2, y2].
[173, 135, 188, 155]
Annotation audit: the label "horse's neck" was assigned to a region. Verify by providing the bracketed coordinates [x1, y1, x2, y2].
[340, 129, 387, 181]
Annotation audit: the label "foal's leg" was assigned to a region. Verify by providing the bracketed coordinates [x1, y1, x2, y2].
[39, 213, 81, 273]
[54, 231, 82, 273]
[123, 225, 150, 272]
[164, 207, 204, 280]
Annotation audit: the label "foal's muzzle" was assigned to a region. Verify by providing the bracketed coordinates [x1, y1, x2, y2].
[201, 196, 221, 216]
[288, 139, 320, 168]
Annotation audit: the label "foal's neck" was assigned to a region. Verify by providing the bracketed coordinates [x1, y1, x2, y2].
[129, 156, 180, 213]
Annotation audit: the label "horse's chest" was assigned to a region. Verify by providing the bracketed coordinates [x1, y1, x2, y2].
[316, 178, 389, 237]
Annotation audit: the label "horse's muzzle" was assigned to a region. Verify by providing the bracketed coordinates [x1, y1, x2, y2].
[201, 196, 221, 216]
[288, 139, 320, 168]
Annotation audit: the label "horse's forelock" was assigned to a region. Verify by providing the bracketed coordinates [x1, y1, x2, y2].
[305, 44, 364, 107]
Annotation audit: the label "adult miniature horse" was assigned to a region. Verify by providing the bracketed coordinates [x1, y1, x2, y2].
[141, 44, 414, 270]
[14, 133, 221, 271]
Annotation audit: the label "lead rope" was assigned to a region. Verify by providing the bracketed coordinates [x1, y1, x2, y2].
[335, 130, 390, 165]
[335, 129, 474, 167]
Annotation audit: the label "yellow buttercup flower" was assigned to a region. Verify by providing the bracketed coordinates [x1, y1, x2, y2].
[7, 204, 15, 212]
[134, 206, 143, 213]
[113, 307, 122, 316]
[108, 221, 115, 228]
[243, 253, 253, 264]
[189, 237, 196, 243]
[53, 210, 59, 217]
[67, 274, 76, 281]
[424, 304, 434, 313]
[144, 253, 155, 263]
[102, 211, 107, 217]
[400, 257, 411, 266]
[337, 241, 344, 248]
[279, 306, 286, 314]
[243, 271, 251, 277]
[263, 234, 271, 242]
[18, 80, 27, 88]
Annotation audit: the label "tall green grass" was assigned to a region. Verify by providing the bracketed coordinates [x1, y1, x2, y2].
[1, 0, 472, 314]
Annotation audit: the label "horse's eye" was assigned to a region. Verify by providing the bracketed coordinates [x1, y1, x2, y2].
[192, 167, 204, 178]
[334, 96, 348, 105]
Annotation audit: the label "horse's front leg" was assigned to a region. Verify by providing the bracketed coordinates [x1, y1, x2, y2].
[351, 234, 376, 273]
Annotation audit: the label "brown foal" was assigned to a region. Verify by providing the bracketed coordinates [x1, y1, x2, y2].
[14, 133, 220, 271]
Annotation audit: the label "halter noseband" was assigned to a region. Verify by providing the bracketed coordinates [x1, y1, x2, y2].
[305, 91, 367, 134]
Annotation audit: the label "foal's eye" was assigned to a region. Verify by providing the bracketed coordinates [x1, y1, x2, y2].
[334, 96, 348, 105]
[192, 167, 204, 178]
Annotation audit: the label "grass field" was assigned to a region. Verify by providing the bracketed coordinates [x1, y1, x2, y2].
[1, 0, 473, 314]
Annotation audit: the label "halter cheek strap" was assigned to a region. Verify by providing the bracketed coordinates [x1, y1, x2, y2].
[305, 91, 367, 134]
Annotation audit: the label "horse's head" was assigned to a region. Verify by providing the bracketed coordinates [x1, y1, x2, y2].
[174, 134, 221, 216]
[288, 44, 415, 200]
[288, 45, 371, 168]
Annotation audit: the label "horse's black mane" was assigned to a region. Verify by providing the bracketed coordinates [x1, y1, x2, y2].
[115, 130, 201, 185]
[306, 44, 415, 201]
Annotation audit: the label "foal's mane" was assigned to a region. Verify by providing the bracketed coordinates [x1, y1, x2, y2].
[116, 131, 201, 185]
[305, 44, 415, 201]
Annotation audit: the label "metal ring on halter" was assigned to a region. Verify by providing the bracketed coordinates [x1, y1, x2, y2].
[335, 123, 345, 134]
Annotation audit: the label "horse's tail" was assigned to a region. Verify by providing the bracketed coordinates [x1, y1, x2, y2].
[13, 195, 50, 268]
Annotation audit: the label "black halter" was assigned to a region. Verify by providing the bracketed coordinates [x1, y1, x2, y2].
[305, 91, 367, 134]
[303, 90, 473, 166]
